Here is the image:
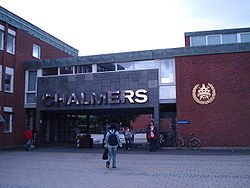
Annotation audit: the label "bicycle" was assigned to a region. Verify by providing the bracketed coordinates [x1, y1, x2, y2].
[176, 133, 201, 150]
[159, 131, 175, 147]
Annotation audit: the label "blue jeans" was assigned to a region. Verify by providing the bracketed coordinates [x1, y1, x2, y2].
[108, 146, 118, 167]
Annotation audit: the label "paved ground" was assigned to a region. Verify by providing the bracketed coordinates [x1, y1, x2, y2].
[0, 146, 250, 188]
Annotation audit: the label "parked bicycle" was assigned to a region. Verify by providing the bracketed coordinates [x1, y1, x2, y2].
[176, 133, 201, 150]
[159, 131, 175, 147]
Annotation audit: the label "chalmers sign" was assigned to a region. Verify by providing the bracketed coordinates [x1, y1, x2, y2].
[42, 89, 148, 107]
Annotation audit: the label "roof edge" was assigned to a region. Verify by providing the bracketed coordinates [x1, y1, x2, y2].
[24, 42, 250, 69]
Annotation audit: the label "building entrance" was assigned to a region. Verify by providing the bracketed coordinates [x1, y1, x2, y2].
[38, 108, 155, 147]
[34, 69, 160, 146]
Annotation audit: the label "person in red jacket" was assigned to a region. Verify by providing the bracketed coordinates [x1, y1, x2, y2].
[147, 120, 157, 152]
[23, 129, 33, 151]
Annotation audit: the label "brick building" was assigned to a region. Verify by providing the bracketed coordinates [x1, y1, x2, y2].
[0, 7, 78, 148]
[24, 27, 250, 147]
[1, 6, 250, 148]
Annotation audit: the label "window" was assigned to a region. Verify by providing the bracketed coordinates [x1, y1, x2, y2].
[117, 62, 134, 71]
[191, 36, 206, 46]
[160, 59, 175, 84]
[28, 71, 37, 91]
[0, 65, 2, 91]
[240, 33, 250, 43]
[32, 44, 41, 59]
[60, 66, 74, 75]
[42, 67, 58, 76]
[134, 60, 156, 70]
[25, 70, 37, 104]
[3, 107, 13, 133]
[7, 29, 16, 54]
[222, 34, 237, 44]
[207, 35, 221, 45]
[4, 67, 14, 93]
[97, 63, 115, 72]
[0, 24, 4, 51]
[26, 93, 36, 104]
[75, 65, 92, 74]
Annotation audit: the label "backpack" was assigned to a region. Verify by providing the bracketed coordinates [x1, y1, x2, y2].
[108, 131, 118, 146]
[124, 129, 132, 139]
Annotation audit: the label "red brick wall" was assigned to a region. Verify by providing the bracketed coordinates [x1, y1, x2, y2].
[0, 25, 74, 147]
[185, 36, 190, 47]
[176, 52, 250, 147]
[131, 114, 151, 131]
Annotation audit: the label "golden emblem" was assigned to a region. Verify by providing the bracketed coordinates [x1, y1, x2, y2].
[192, 83, 216, 104]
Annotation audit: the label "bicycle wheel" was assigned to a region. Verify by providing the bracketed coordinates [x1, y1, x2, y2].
[189, 138, 201, 150]
[176, 138, 184, 150]
[160, 134, 164, 146]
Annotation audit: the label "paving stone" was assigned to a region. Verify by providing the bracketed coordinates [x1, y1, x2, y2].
[0, 148, 249, 188]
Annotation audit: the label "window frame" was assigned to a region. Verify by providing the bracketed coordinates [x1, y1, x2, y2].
[75, 64, 92, 74]
[25, 70, 38, 105]
[0, 24, 4, 51]
[207, 34, 221, 45]
[59, 66, 74, 75]
[240, 32, 250, 43]
[97, 63, 116, 72]
[42, 67, 59, 76]
[4, 67, 14, 93]
[190, 36, 206, 46]
[159, 59, 176, 85]
[3, 107, 13, 133]
[6, 29, 16, 55]
[32, 43, 41, 59]
[222, 33, 237, 44]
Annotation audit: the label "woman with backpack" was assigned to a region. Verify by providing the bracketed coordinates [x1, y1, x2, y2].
[105, 123, 122, 168]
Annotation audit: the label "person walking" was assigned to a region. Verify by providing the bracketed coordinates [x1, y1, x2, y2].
[123, 126, 132, 150]
[23, 129, 33, 151]
[147, 120, 157, 152]
[105, 123, 122, 168]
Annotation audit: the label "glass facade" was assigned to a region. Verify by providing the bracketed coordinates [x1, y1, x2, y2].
[117, 62, 133, 71]
[222, 34, 237, 44]
[191, 36, 206, 46]
[191, 32, 250, 46]
[60, 66, 74, 75]
[42, 67, 58, 76]
[75, 65, 92, 74]
[97, 63, 116, 72]
[27, 58, 176, 105]
[207, 35, 220, 45]
[241, 33, 250, 43]
[134, 60, 156, 70]
[160, 59, 175, 84]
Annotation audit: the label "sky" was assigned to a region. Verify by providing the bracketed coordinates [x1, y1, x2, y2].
[1, 0, 250, 56]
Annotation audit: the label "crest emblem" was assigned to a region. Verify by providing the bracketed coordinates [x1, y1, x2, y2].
[192, 83, 216, 105]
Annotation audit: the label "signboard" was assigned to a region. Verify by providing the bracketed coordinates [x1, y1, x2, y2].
[177, 120, 190, 124]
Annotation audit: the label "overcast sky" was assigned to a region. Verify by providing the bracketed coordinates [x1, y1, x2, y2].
[1, 0, 250, 56]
